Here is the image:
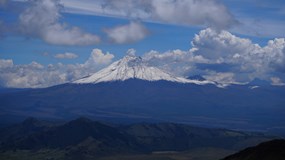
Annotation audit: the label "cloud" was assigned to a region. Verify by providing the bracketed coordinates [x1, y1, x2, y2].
[270, 77, 285, 86]
[0, 59, 13, 68]
[0, 61, 53, 88]
[1, 27, 284, 87]
[0, 49, 114, 88]
[203, 72, 237, 85]
[62, 0, 237, 29]
[266, 39, 285, 73]
[149, 0, 237, 29]
[19, 0, 100, 46]
[190, 28, 285, 80]
[54, 52, 78, 59]
[105, 22, 148, 44]
[191, 28, 258, 61]
[143, 28, 285, 84]
[84, 49, 114, 67]
[143, 49, 208, 76]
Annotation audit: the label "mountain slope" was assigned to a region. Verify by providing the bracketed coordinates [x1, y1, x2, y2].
[123, 123, 274, 151]
[0, 118, 275, 154]
[221, 139, 285, 160]
[0, 118, 140, 155]
[73, 55, 213, 85]
[1, 79, 285, 134]
[0, 117, 54, 142]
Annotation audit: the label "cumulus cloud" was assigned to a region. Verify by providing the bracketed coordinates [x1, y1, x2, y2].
[62, 0, 237, 29]
[54, 52, 78, 59]
[266, 39, 285, 73]
[105, 22, 148, 44]
[0, 59, 13, 68]
[190, 28, 285, 81]
[191, 28, 259, 61]
[0, 49, 114, 88]
[19, 0, 100, 45]
[143, 28, 285, 84]
[84, 49, 114, 67]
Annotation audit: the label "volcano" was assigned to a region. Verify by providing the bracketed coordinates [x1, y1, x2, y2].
[0, 55, 285, 135]
[73, 55, 214, 85]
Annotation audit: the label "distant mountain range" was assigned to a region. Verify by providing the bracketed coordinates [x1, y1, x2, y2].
[0, 118, 278, 160]
[0, 55, 285, 136]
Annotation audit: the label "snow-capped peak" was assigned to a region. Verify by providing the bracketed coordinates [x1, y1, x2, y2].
[73, 55, 214, 85]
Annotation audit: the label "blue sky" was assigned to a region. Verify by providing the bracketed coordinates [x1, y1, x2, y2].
[0, 7, 201, 64]
[0, 0, 285, 88]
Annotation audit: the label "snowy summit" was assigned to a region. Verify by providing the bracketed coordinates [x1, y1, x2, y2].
[73, 55, 214, 85]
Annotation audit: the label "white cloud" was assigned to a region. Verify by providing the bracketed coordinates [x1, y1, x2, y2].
[191, 28, 260, 61]
[19, 0, 100, 46]
[0, 59, 13, 68]
[271, 77, 285, 86]
[29, 61, 44, 69]
[1, 26, 285, 87]
[190, 28, 285, 81]
[264, 39, 285, 73]
[149, 0, 237, 29]
[105, 22, 148, 44]
[84, 49, 114, 67]
[0, 61, 54, 88]
[0, 49, 114, 88]
[54, 52, 78, 59]
[143, 28, 285, 84]
[144, 49, 208, 76]
[143, 48, 243, 84]
[203, 72, 237, 85]
[62, 0, 237, 29]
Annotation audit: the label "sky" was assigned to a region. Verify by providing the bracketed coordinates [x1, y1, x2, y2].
[0, 0, 285, 88]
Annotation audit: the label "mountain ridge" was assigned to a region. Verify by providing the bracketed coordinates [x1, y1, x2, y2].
[221, 139, 285, 160]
